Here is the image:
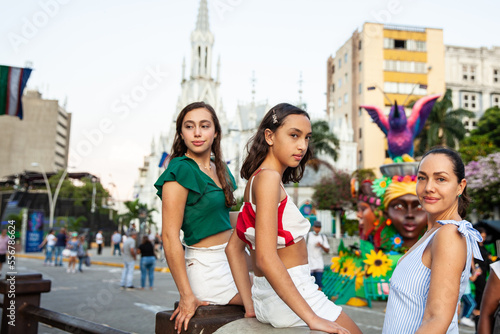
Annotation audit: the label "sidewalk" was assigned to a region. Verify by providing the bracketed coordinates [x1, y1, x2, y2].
[16, 245, 170, 272]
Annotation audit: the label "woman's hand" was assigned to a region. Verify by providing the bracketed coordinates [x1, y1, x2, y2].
[308, 315, 351, 334]
[170, 294, 209, 334]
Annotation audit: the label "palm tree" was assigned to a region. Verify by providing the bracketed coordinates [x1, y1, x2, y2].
[414, 89, 474, 156]
[120, 199, 157, 230]
[308, 120, 340, 171]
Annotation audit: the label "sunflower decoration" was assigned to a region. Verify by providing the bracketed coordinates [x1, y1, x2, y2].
[330, 256, 341, 273]
[372, 176, 392, 197]
[339, 258, 362, 278]
[363, 250, 393, 277]
[391, 234, 403, 250]
[354, 270, 367, 291]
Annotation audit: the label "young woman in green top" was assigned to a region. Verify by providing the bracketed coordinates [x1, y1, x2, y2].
[154, 102, 246, 333]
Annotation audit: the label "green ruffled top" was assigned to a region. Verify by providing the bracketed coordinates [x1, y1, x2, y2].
[154, 156, 237, 246]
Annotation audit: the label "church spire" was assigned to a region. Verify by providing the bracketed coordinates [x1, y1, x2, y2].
[195, 0, 210, 32]
[190, 0, 214, 79]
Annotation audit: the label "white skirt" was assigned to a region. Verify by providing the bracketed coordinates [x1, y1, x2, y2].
[252, 264, 342, 328]
[185, 243, 238, 305]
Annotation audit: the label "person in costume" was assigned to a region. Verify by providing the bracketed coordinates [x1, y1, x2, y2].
[383, 147, 483, 333]
[376, 174, 428, 252]
[356, 180, 381, 244]
[154, 102, 243, 332]
[226, 103, 361, 334]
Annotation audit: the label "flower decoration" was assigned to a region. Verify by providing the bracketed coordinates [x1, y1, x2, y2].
[372, 177, 392, 197]
[391, 234, 403, 249]
[363, 250, 393, 277]
[331, 256, 341, 273]
[386, 218, 392, 226]
[339, 258, 362, 278]
[355, 271, 366, 291]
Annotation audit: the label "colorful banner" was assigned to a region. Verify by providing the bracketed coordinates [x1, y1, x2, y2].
[25, 211, 44, 253]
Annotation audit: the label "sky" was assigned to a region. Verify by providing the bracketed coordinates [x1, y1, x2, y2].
[1, 0, 499, 202]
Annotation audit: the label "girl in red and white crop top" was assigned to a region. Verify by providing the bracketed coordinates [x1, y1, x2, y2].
[236, 169, 310, 250]
[225, 103, 361, 334]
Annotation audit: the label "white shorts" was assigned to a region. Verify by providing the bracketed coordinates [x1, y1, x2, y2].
[185, 243, 238, 305]
[69, 251, 78, 257]
[252, 264, 342, 328]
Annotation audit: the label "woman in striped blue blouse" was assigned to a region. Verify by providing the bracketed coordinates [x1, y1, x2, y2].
[382, 147, 483, 334]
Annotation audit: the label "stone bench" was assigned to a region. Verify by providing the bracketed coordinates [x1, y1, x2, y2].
[214, 318, 327, 333]
[155, 303, 245, 334]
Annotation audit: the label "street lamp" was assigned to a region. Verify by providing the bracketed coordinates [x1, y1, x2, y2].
[31, 162, 71, 229]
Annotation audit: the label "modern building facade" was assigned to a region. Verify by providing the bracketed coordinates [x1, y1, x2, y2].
[327, 22, 445, 172]
[445, 45, 500, 132]
[0, 90, 71, 178]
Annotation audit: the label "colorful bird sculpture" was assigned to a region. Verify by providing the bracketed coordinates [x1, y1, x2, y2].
[361, 94, 440, 158]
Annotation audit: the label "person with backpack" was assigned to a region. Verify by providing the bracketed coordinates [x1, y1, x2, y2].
[306, 221, 330, 290]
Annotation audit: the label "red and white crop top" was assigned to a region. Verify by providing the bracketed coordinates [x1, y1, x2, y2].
[236, 169, 311, 250]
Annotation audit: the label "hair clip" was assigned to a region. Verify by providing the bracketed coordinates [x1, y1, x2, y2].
[272, 110, 278, 124]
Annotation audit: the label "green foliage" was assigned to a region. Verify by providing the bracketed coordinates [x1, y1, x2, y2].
[459, 107, 500, 163]
[6, 212, 23, 237]
[414, 89, 474, 156]
[343, 219, 359, 236]
[120, 199, 157, 228]
[231, 196, 244, 211]
[308, 120, 340, 171]
[313, 169, 355, 211]
[352, 168, 376, 182]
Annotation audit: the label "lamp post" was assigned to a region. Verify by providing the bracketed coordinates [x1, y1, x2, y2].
[31, 162, 71, 229]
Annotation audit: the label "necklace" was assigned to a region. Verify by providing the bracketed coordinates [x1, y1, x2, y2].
[185, 153, 212, 171]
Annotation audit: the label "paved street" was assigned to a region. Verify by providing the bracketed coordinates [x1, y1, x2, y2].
[11, 247, 475, 334]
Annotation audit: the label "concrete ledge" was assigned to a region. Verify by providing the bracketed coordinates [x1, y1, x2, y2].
[16, 254, 170, 272]
[214, 318, 327, 333]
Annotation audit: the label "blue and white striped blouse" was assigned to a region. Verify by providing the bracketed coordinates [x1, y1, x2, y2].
[382, 220, 483, 334]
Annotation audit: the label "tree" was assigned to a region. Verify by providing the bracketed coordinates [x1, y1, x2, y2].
[312, 169, 355, 211]
[465, 152, 500, 218]
[307, 120, 340, 171]
[120, 199, 157, 229]
[352, 168, 376, 182]
[414, 89, 474, 156]
[459, 106, 500, 163]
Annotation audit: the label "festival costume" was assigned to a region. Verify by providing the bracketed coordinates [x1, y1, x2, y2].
[382, 220, 483, 334]
[154, 156, 238, 304]
[236, 169, 342, 328]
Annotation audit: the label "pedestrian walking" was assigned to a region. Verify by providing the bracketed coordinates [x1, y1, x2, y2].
[306, 221, 330, 290]
[120, 231, 137, 290]
[39, 229, 57, 266]
[77, 234, 89, 273]
[382, 147, 484, 333]
[154, 101, 242, 331]
[66, 232, 79, 273]
[96, 230, 103, 255]
[111, 231, 122, 256]
[137, 235, 156, 290]
[226, 103, 361, 333]
[54, 227, 68, 266]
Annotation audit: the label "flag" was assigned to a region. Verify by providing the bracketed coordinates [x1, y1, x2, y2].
[158, 152, 169, 168]
[0, 65, 32, 120]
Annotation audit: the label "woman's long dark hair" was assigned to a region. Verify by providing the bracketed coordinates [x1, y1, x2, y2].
[420, 147, 470, 218]
[170, 102, 235, 207]
[240, 103, 313, 184]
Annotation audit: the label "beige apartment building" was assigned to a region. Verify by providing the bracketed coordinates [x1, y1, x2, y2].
[327, 22, 445, 172]
[0, 90, 71, 177]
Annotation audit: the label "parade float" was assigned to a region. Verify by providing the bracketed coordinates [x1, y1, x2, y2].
[322, 94, 440, 307]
